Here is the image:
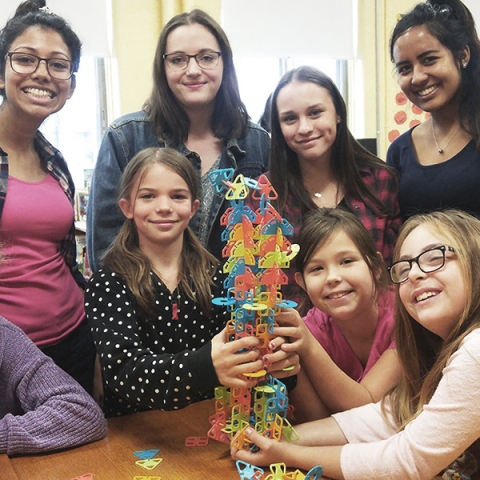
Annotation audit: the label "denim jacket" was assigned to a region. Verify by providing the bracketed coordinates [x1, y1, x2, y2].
[87, 110, 270, 271]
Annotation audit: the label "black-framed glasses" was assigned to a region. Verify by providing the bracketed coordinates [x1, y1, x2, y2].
[163, 51, 221, 71]
[5, 52, 74, 80]
[388, 245, 456, 284]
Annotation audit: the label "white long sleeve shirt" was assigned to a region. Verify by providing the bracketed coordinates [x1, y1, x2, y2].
[333, 329, 480, 480]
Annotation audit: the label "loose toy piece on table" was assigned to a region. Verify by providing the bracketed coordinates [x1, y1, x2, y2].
[133, 449, 160, 460]
[133, 476, 162, 480]
[185, 436, 209, 447]
[135, 458, 163, 470]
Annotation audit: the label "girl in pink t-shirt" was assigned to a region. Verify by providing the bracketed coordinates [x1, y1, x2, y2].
[274, 208, 402, 422]
[232, 209, 480, 480]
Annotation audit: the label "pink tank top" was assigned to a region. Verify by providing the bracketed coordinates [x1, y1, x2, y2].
[0, 174, 85, 347]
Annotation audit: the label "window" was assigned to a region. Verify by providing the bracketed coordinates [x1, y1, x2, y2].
[40, 56, 107, 190]
[235, 57, 347, 126]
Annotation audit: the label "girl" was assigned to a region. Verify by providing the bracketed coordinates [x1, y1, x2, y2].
[267, 66, 400, 304]
[87, 9, 269, 271]
[0, 0, 98, 395]
[232, 209, 480, 480]
[275, 209, 401, 423]
[85, 147, 298, 417]
[387, 0, 480, 221]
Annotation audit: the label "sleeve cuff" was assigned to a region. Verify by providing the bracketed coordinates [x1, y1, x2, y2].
[186, 341, 219, 396]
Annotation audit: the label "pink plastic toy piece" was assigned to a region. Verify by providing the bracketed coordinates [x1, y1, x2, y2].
[185, 436, 209, 447]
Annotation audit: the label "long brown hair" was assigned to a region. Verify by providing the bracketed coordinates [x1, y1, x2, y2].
[385, 210, 480, 428]
[269, 66, 398, 216]
[144, 9, 248, 145]
[103, 147, 219, 319]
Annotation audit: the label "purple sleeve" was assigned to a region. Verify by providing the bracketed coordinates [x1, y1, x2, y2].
[0, 319, 107, 455]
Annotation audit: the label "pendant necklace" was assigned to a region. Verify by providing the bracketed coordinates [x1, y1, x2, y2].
[431, 120, 460, 154]
[314, 192, 322, 198]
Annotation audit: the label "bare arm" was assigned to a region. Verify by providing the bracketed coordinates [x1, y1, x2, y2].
[231, 418, 347, 478]
[275, 309, 402, 415]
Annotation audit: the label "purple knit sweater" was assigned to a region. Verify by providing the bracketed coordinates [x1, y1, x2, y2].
[0, 317, 107, 455]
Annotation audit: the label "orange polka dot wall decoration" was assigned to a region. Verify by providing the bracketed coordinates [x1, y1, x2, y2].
[388, 89, 430, 146]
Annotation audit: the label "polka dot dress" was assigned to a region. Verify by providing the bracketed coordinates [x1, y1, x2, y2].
[85, 267, 228, 417]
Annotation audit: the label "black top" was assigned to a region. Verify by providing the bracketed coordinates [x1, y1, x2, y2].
[85, 267, 228, 417]
[387, 126, 480, 221]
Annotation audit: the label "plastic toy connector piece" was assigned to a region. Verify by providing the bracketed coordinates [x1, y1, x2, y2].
[305, 466, 324, 480]
[133, 449, 160, 460]
[208, 168, 235, 194]
[225, 174, 251, 200]
[252, 174, 278, 201]
[265, 462, 287, 480]
[236, 460, 264, 480]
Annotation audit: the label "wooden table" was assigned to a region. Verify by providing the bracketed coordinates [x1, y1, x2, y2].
[1, 399, 239, 480]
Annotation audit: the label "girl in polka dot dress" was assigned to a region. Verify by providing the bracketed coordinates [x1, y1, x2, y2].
[85, 147, 298, 417]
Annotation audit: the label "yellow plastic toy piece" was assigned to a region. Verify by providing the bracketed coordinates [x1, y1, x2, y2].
[135, 458, 163, 470]
[243, 369, 267, 378]
[241, 302, 268, 312]
[282, 417, 300, 442]
[265, 462, 287, 480]
[225, 174, 250, 200]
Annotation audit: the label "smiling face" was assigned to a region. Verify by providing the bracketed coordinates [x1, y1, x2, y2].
[164, 23, 223, 114]
[398, 223, 466, 340]
[276, 81, 338, 166]
[295, 229, 377, 324]
[392, 25, 469, 115]
[119, 163, 200, 256]
[0, 26, 75, 123]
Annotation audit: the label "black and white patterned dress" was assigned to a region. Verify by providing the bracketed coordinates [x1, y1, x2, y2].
[85, 267, 228, 417]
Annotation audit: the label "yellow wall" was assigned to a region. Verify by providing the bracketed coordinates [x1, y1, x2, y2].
[111, 0, 221, 115]
[382, 0, 428, 157]
[110, 0, 421, 158]
[356, 0, 378, 141]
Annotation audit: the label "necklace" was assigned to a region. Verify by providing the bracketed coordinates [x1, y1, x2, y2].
[314, 192, 322, 198]
[431, 120, 460, 154]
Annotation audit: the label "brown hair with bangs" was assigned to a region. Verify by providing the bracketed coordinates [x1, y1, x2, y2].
[295, 208, 389, 315]
[103, 147, 218, 319]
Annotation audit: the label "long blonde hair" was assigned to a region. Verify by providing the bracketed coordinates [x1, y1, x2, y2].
[386, 210, 480, 428]
[103, 147, 218, 319]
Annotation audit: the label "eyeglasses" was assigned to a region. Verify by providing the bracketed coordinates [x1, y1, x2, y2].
[163, 51, 221, 71]
[5, 52, 74, 80]
[388, 245, 455, 284]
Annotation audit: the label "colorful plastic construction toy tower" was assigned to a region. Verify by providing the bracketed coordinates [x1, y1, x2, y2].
[206, 169, 300, 454]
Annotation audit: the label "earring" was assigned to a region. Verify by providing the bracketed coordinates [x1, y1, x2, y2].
[462, 61, 468, 68]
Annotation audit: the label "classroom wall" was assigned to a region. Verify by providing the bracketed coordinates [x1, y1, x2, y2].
[111, 0, 470, 159]
[381, 0, 423, 157]
[111, 0, 221, 115]
[112, 0, 383, 148]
